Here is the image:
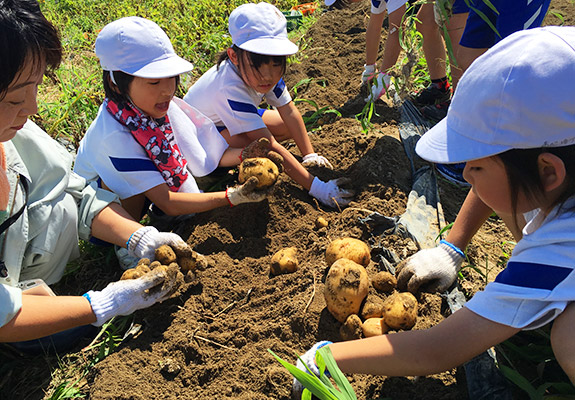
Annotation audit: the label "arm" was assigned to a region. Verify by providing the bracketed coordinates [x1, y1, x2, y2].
[144, 183, 229, 216]
[445, 190, 494, 250]
[329, 307, 519, 376]
[0, 295, 95, 342]
[219, 147, 243, 167]
[276, 102, 314, 157]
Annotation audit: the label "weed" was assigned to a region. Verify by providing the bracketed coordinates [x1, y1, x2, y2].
[292, 78, 342, 131]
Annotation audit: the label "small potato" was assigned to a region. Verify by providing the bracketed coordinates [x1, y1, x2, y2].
[372, 271, 397, 293]
[324, 258, 370, 323]
[360, 294, 384, 320]
[325, 238, 371, 267]
[120, 268, 143, 280]
[179, 257, 197, 273]
[135, 264, 151, 274]
[137, 258, 151, 267]
[238, 157, 280, 189]
[149, 261, 162, 270]
[155, 245, 177, 265]
[382, 292, 418, 330]
[270, 247, 298, 276]
[362, 318, 389, 337]
[340, 314, 363, 341]
[315, 216, 329, 229]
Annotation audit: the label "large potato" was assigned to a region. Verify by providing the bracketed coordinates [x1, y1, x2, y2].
[270, 247, 298, 276]
[362, 318, 389, 337]
[325, 238, 371, 267]
[238, 157, 280, 189]
[324, 258, 370, 323]
[382, 292, 418, 330]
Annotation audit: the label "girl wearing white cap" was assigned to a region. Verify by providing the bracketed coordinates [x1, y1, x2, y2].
[74, 17, 280, 231]
[184, 2, 354, 209]
[294, 26, 575, 391]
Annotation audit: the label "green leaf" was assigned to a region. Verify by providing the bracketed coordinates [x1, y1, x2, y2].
[317, 347, 358, 400]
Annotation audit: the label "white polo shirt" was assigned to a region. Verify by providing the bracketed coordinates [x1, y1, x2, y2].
[74, 98, 229, 199]
[466, 199, 575, 330]
[183, 60, 292, 136]
[371, 0, 407, 15]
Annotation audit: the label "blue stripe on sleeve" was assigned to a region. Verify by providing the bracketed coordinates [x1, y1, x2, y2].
[273, 78, 286, 99]
[109, 157, 157, 172]
[495, 261, 572, 290]
[227, 99, 259, 114]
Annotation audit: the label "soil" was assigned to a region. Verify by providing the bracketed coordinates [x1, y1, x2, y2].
[2, 2, 573, 400]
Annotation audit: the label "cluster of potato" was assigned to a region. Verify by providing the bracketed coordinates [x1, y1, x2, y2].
[120, 244, 207, 281]
[322, 237, 418, 341]
[238, 157, 280, 189]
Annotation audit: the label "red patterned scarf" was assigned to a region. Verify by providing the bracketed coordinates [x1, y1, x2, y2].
[0, 143, 9, 211]
[105, 99, 188, 192]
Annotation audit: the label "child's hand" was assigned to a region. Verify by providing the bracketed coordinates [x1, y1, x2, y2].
[127, 226, 188, 261]
[365, 72, 391, 103]
[225, 176, 269, 206]
[301, 153, 333, 169]
[309, 177, 354, 208]
[361, 64, 377, 85]
[241, 138, 284, 172]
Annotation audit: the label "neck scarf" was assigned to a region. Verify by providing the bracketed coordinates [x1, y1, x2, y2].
[0, 143, 9, 211]
[105, 98, 188, 192]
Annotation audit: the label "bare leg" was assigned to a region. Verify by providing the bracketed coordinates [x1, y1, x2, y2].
[417, 2, 447, 80]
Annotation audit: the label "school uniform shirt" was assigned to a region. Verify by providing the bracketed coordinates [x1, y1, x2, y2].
[0, 121, 119, 327]
[371, 0, 407, 15]
[183, 60, 292, 136]
[74, 98, 229, 200]
[465, 199, 575, 330]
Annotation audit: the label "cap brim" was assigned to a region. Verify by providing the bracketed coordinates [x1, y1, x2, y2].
[238, 38, 298, 56]
[415, 116, 511, 164]
[124, 55, 193, 78]
[325, 0, 336, 5]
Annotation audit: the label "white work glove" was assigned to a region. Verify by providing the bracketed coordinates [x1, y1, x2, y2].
[309, 177, 354, 208]
[127, 226, 187, 261]
[225, 176, 268, 206]
[301, 153, 334, 169]
[293, 341, 333, 397]
[361, 64, 377, 85]
[397, 240, 465, 294]
[365, 72, 391, 103]
[85, 264, 180, 327]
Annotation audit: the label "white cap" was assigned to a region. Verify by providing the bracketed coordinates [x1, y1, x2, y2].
[416, 26, 575, 164]
[325, 0, 336, 6]
[95, 16, 193, 78]
[228, 2, 299, 56]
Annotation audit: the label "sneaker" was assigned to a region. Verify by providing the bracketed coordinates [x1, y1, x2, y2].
[421, 100, 451, 123]
[412, 84, 451, 107]
[435, 162, 470, 187]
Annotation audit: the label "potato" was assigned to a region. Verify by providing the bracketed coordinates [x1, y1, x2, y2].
[270, 247, 298, 276]
[149, 260, 162, 270]
[360, 294, 384, 320]
[120, 268, 143, 280]
[362, 318, 389, 337]
[137, 258, 151, 267]
[325, 238, 371, 267]
[155, 245, 177, 265]
[135, 264, 151, 274]
[324, 258, 370, 323]
[340, 314, 363, 341]
[238, 157, 280, 189]
[314, 216, 329, 229]
[372, 271, 397, 293]
[382, 292, 418, 330]
[179, 257, 197, 273]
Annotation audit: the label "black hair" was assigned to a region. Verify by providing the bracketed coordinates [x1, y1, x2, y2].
[217, 45, 287, 77]
[102, 70, 180, 105]
[498, 144, 575, 230]
[0, 0, 62, 99]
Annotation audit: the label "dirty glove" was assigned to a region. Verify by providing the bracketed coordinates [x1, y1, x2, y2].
[226, 176, 268, 206]
[127, 226, 188, 261]
[365, 72, 391, 103]
[397, 240, 465, 294]
[309, 177, 354, 208]
[293, 341, 333, 397]
[241, 137, 284, 172]
[361, 64, 377, 85]
[85, 264, 180, 326]
[301, 153, 334, 169]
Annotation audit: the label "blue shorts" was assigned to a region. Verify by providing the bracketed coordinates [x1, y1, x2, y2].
[458, 0, 552, 48]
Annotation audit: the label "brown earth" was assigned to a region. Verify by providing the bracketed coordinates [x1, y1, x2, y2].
[2, 2, 573, 400]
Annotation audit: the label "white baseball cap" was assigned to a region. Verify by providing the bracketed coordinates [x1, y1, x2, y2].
[95, 16, 193, 78]
[228, 2, 299, 56]
[416, 26, 575, 164]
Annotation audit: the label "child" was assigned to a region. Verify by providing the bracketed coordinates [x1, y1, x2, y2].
[296, 26, 575, 388]
[362, 0, 408, 102]
[0, 0, 183, 352]
[184, 2, 353, 208]
[74, 16, 277, 225]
